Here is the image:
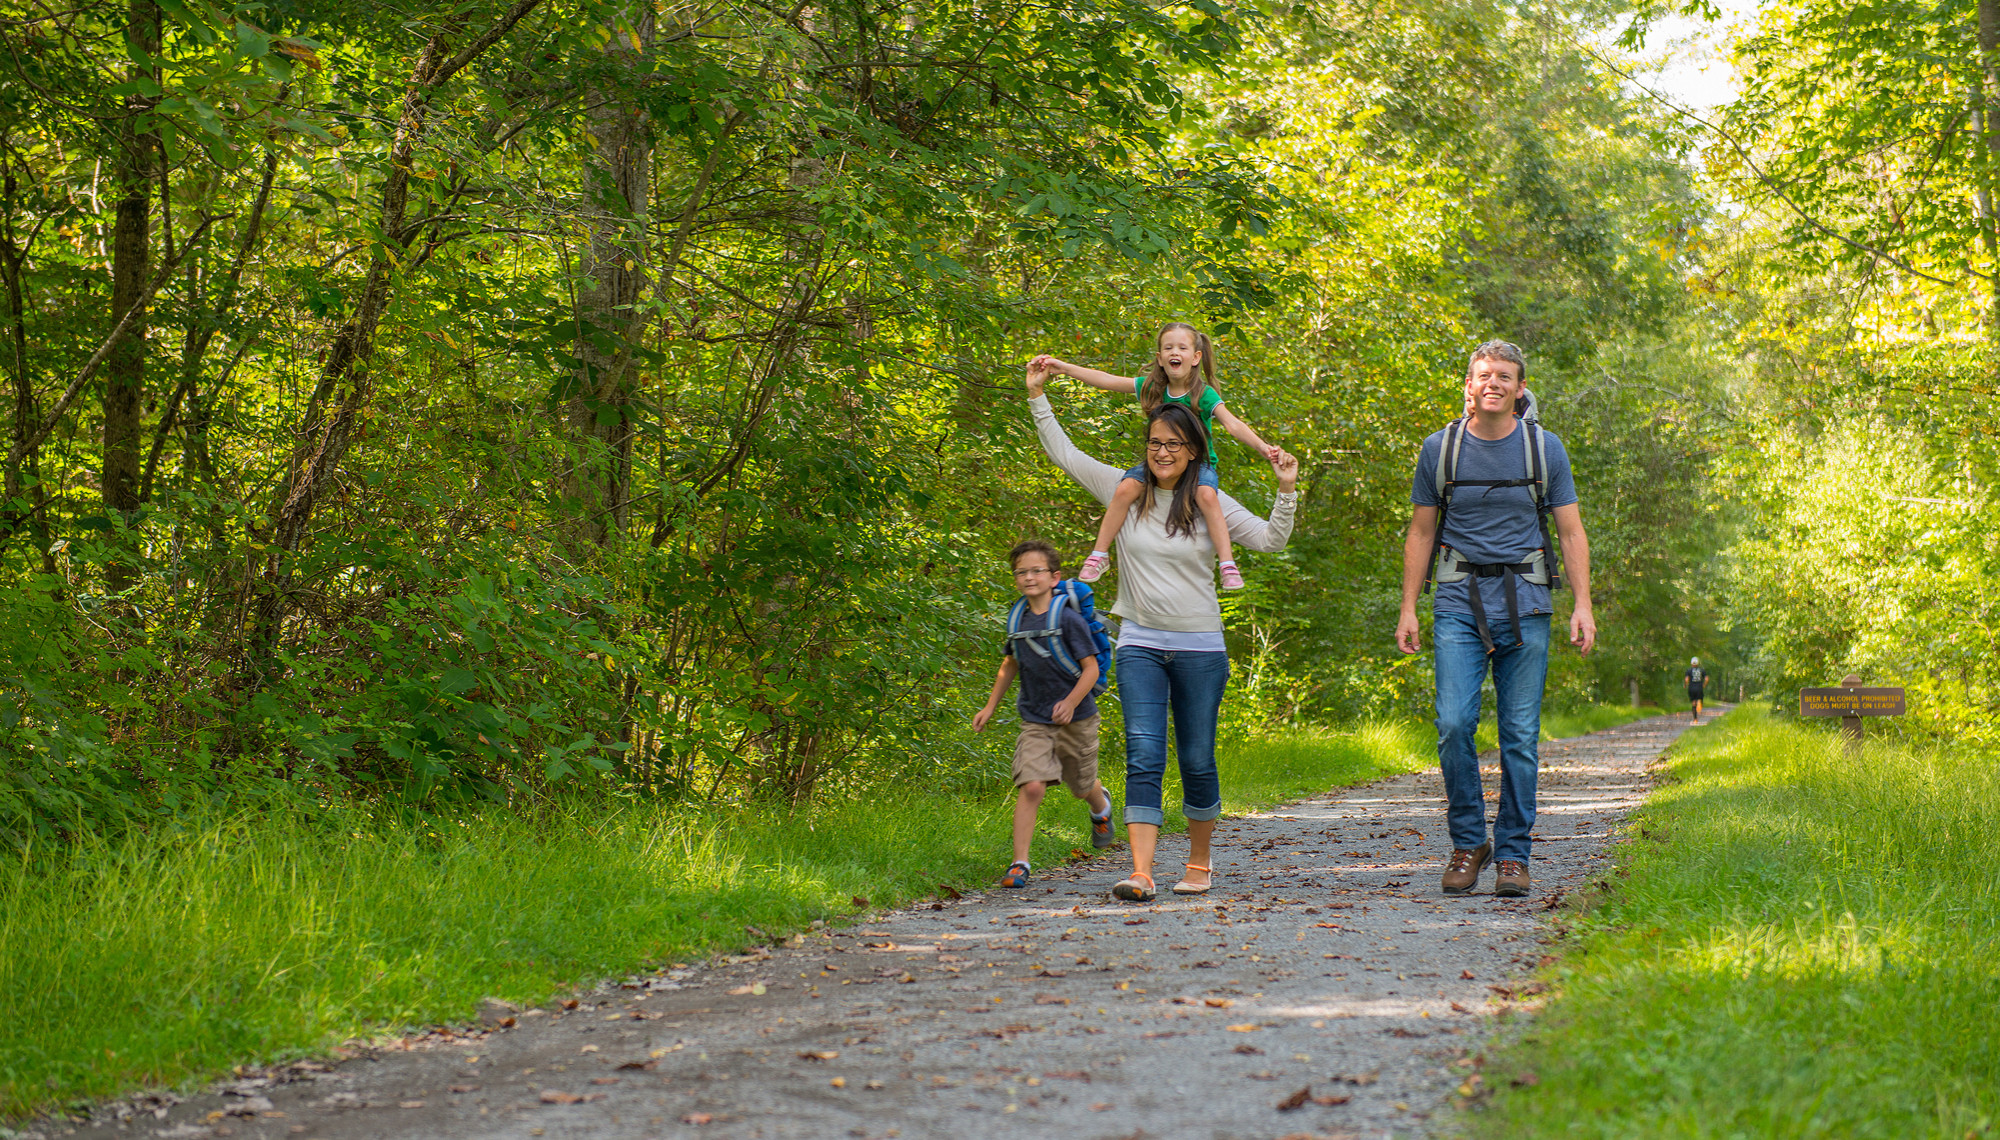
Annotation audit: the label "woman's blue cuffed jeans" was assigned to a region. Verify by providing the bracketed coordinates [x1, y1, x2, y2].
[1433, 611, 1550, 864]
[1115, 645, 1229, 827]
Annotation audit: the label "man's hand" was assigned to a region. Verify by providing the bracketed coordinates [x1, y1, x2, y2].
[1396, 609, 1423, 655]
[1049, 697, 1077, 726]
[1272, 449, 1299, 492]
[973, 703, 998, 732]
[1570, 605, 1597, 656]
[1025, 358, 1049, 398]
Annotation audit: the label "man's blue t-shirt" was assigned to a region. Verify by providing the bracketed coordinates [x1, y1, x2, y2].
[1005, 603, 1100, 724]
[1411, 421, 1577, 618]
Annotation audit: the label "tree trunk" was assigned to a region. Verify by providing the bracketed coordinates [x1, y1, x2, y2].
[239, 0, 545, 685]
[565, 8, 655, 549]
[104, 0, 161, 598]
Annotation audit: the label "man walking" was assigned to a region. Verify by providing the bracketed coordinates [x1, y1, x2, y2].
[1396, 341, 1596, 898]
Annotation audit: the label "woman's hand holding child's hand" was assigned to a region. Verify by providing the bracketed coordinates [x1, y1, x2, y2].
[1272, 449, 1299, 492]
[1024, 359, 1049, 398]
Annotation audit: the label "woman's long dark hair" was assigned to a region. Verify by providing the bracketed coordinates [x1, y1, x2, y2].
[1139, 403, 1212, 539]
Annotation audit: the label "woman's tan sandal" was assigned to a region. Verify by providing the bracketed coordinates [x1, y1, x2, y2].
[1112, 872, 1156, 902]
[1172, 862, 1213, 895]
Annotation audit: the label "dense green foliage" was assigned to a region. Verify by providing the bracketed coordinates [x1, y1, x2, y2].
[1478, 707, 2000, 1138]
[0, 0, 1734, 842]
[1706, 0, 2000, 742]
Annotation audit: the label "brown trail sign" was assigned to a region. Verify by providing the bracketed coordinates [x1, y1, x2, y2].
[1800, 674, 1906, 755]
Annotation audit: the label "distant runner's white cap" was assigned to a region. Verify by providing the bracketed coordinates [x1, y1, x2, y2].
[1691, 656, 1700, 665]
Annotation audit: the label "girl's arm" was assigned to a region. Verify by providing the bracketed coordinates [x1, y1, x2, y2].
[1212, 401, 1280, 464]
[1033, 354, 1139, 394]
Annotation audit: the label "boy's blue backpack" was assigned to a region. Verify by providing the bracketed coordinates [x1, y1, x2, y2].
[1005, 579, 1117, 697]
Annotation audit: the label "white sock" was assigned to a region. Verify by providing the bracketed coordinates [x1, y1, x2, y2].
[1091, 549, 1108, 559]
[1012, 860, 1031, 870]
[1220, 559, 1238, 568]
[1090, 806, 1111, 821]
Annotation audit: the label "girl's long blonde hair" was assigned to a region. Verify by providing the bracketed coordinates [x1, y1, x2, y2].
[1137, 322, 1215, 413]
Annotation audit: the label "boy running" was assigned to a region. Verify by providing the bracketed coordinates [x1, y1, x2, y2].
[1685, 657, 1706, 723]
[972, 540, 1118, 887]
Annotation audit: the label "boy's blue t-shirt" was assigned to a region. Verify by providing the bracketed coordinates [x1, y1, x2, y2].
[1410, 420, 1577, 617]
[1004, 603, 1100, 724]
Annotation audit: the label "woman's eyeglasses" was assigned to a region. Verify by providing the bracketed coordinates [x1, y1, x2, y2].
[1145, 438, 1189, 453]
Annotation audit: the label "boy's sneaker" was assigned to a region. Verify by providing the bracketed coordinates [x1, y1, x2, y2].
[1000, 862, 1031, 888]
[1089, 807, 1117, 849]
[1219, 561, 1244, 590]
[1079, 551, 1110, 582]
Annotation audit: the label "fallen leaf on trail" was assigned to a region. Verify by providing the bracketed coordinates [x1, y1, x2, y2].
[1226, 1024, 1259, 1032]
[1115, 981, 1130, 991]
[560, 999, 580, 1011]
[1089, 1102, 1113, 1111]
[1451, 1002, 1474, 1013]
[497, 1016, 517, 1027]
[1343, 1070, 1380, 1086]
[1511, 1072, 1540, 1087]
[1205, 997, 1234, 1008]
[448, 1084, 480, 1093]
[590, 1077, 619, 1086]
[1248, 1069, 1280, 1080]
[829, 1077, 846, 1088]
[539, 1091, 584, 1105]
[939, 884, 963, 900]
[727, 984, 768, 996]
[851, 896, 869, 907]
[1276, 1086, 1312, 1111]
[1036, 968, 1067, 977]
[1124, 918, 1148, 925]
[1043, 1070, 1089, 1081]
[1234, 1045, 1264, 1055]
[615, 1060, 656, 1071]
[681, 1112, 713, 1125]
[579, 1045, 598, 1053]
[1314, 1093, 1351, 1106]
[1034, 994, 1070, 1005]
[1462, 969, 1477, 979]
[799, 1051, 839, 1061]
[865, 1079, 885, 1090]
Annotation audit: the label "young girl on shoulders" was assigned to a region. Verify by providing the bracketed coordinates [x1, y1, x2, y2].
[1033, 322, 1281, 589]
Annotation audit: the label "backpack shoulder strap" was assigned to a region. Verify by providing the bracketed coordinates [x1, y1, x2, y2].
[1524, 419, 1548, 508]
[1437, 418, 1466, 502]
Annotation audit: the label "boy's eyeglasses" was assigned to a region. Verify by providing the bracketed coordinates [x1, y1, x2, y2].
[1012, 567, 1056, 577]
[1145, 439, 1190, 453]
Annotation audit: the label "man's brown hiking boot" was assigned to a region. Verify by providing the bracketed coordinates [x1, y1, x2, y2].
[1495, 860, 1531, 897]
[1442, 843, 1491, 894]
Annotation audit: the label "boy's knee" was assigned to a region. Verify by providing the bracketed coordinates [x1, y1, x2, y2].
[1018, 781, 1048, 801]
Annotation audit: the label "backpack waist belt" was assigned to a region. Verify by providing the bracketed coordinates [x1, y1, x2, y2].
[1434, 546, 1550, 653]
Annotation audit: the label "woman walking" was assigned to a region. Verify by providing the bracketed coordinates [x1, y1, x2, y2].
[1025, 359, 1299, 901]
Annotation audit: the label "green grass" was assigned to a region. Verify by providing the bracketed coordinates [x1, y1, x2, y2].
[1472, 705, 2000, 1138]
[0, 721, 1442, 1119]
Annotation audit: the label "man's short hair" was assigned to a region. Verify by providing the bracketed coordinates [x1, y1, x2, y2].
[1467, 339, 1527, 382]
[1009, 539, 1061, 573]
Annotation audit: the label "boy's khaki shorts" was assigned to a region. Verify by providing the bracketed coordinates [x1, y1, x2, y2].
[1013, 715, 1101, 798]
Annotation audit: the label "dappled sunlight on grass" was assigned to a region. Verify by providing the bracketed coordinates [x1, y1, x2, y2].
[1478, 707, 2000, 1139]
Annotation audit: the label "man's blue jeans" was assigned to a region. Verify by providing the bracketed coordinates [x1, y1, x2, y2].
[1115, 645, 1228, 827]
[1434, 611, 1550, 864]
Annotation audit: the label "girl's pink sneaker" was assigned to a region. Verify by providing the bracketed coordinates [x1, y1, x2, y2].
[1219, 561, 1244, 590]
[1079, 551, 1111, 582]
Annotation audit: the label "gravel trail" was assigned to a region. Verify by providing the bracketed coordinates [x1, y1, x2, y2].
[61, 712, 1713, 1140]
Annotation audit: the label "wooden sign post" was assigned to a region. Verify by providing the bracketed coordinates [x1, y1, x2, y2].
[1799, 674, 1906, 756]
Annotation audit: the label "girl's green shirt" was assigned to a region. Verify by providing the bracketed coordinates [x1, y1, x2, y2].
[1133, 377, 1224, 462]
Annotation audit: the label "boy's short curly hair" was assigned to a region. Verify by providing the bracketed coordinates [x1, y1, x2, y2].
[1008, 539, 1061, 573]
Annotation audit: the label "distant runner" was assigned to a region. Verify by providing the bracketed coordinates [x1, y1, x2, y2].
[1685, 657, 1706, 723]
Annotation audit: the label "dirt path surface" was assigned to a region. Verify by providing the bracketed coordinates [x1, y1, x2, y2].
[62, 713, 1715, 1140]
